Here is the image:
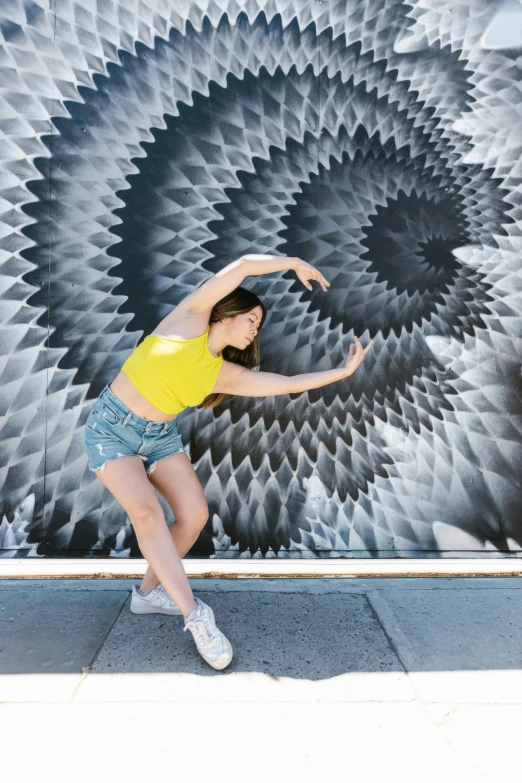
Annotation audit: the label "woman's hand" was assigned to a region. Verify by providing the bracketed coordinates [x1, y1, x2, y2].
[343, 335, 373, 377]
[292, 258, 330, 292]
[240, 255, 330, 289]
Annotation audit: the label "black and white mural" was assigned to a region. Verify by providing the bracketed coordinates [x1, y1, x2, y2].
[1, 0, 522, 559]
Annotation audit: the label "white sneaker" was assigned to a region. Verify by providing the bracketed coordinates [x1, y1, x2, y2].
[183, 597, 233, 670]
[130, 584, 182, 616]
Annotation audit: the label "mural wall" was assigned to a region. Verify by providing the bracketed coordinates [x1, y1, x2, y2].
[1, 0, 522, 559]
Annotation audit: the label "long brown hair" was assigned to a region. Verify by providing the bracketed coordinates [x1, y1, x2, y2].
[201, 286, 267, 409]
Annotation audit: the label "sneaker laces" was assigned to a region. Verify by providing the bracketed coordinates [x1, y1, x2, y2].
[184, 608, 220, 649]
[155, 585, 176, 604]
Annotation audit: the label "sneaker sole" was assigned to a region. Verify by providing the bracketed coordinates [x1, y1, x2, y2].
[130, 601, 182, 616]
[201, 640, 234, 670]
[191, 603, 233, 670]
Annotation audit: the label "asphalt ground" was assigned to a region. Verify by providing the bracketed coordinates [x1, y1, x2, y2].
[1, 576, 520, 782]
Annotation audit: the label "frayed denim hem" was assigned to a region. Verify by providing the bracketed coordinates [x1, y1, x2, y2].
[146, 446, 190, 475]
[88, 453, 148, 474]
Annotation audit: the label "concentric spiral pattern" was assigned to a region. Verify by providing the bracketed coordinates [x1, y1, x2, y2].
[1, 1, 522, 559]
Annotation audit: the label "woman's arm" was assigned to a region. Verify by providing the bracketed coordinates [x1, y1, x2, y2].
[175, 255, 298, 316]
[216, 365, 351, 397]
[241, 254, 298, 276]
[171, 255, 329, 317]
[242, 254, 330, 292]
[216, 337, 372, 396]
[172, 257, 249, 316]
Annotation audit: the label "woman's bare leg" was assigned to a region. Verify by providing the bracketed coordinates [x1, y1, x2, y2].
[139, 451, 209, 594]
[94, 455, 198, 618]
[139, 520, 203, 594]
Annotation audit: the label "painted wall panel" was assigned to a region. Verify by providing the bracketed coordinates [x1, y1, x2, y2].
[0, 0, 521, 559]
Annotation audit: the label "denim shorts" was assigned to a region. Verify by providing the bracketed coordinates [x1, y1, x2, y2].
[84, 383, 188, 475]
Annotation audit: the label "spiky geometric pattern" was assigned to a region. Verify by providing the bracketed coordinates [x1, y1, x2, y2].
[0, 1, 521, 558]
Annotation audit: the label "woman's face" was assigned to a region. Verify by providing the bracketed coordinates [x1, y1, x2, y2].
[228, 305, 264, 350]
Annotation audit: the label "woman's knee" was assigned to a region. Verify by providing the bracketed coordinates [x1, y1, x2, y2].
[196, 503, 210, 530]
[129, 502, 164, 532]
[178, 501, 209, 531]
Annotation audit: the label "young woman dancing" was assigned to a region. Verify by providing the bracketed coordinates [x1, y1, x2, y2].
[84, 254, 372, 670]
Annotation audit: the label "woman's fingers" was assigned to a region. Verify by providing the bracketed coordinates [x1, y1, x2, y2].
[343, 335, 372, 376]
[295, 259, 330, 291]
[303, 276, 327, 292]
[351, 336, 372, 362]
[344, 335, 373, 375]
[316, 272, 329, 291]
[307, 273, 328, 292]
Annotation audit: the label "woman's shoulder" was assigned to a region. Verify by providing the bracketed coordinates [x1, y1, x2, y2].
[216, 359, 240, 378]
[153, 303, 210, 339]
[217, 359, 256, 380]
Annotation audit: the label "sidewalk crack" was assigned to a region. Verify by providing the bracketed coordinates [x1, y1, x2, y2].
[69, 590, 130, 702]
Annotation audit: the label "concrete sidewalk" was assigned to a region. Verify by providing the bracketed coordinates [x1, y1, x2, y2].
[1, 576, 521, 782]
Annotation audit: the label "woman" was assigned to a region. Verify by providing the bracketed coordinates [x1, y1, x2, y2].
[84, 254, 372, 670]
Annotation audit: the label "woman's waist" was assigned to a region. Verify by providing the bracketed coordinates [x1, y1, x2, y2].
[108, 372, 179, 422]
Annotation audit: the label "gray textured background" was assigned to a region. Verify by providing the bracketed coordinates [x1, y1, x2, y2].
[0, 0, 521, 559]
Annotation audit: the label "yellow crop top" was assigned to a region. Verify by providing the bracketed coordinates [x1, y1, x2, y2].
[120, 327, 223, 415]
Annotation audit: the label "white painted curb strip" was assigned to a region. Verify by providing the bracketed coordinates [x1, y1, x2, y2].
[1, 558, 522, 578]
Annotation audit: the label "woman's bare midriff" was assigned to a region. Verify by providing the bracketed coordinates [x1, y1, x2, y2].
[109, 371, 178, 423]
